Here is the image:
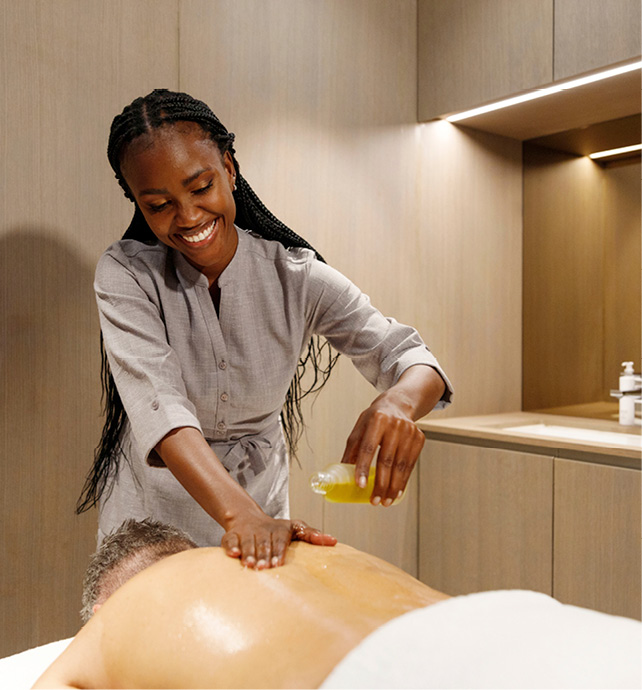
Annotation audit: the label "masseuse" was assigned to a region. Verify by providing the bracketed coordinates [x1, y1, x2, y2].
[77, 89, 452, 567]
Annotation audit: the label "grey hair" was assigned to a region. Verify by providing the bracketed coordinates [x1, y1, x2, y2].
[80, 518, 197, 624]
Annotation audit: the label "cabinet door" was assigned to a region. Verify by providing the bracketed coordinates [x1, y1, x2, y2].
[554, 458, 641, 620]
[417, 0, 552, 120]
[418, 440, 553, 595]
[554, 0, 641, 81]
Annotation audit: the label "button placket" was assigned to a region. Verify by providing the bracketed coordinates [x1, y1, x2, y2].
[193, 279, 231, 439]
[215, 358, 229, 436]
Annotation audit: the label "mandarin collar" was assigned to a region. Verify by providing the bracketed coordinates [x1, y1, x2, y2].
[172, 225, 247, 290]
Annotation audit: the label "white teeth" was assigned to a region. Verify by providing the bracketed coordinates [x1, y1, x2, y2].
[183, 220, 215, 243]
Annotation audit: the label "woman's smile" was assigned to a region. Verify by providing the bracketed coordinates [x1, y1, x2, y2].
[177, 218, 218, 246]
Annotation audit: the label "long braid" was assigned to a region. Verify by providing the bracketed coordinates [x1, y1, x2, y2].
[77, 89, 339, 513]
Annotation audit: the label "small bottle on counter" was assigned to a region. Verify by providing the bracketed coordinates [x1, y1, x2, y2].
[618, 362, 641, 426]
[619, 362, 637, 392]
[309, 463, 404, 504]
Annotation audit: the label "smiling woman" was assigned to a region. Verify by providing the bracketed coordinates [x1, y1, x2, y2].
[120, 124, 239, 286]
[76, 89, 452, 569]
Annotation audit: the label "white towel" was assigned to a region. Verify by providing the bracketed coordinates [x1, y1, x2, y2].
[322, 590, 642, 689]
[0, 638, 72, 690]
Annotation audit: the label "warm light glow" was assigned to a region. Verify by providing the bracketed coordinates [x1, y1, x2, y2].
[589, 143, 642, 160]
[446, 61, 642, 122]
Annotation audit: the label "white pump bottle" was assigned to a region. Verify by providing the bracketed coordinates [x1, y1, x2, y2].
[619, 361, 637, 392]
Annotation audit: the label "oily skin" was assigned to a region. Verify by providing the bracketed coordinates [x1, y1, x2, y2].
[32, 543, 450, 689]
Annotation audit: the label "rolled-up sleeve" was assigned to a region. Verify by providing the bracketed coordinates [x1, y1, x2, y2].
[95, 251, 203, 462]
[305, 261, 453, 408]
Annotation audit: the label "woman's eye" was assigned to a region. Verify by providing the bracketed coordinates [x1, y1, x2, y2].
[193, 181, 213, 195]
[149, 202, 169, 213]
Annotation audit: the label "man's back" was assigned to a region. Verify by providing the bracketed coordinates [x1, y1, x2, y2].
[35, 542, 448, 688]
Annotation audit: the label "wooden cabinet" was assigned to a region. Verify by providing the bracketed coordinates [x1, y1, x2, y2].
[417, 0, 552, 121]
[417, 0, 641, 121]
[418, 440, 554, 595]
[418, 438, 641, 620]
[554, 459, 641, 620]
[554, 0, 641, 80]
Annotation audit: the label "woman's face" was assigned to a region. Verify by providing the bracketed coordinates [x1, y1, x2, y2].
[121, 123, 238, 284]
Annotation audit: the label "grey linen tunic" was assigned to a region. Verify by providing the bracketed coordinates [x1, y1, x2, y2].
[95, 227, 452, 546]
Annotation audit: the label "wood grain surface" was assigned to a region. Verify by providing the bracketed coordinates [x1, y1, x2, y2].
[554, 458, 641, 620]
[418, 439, 554, 596]
[0, 0, 179, 657]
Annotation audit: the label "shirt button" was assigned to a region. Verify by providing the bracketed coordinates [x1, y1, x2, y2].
[151, 400, 159, 411]
[218, 361, 227, 370]
[220, 392, 229, 402]
[217, 421, 226, 431]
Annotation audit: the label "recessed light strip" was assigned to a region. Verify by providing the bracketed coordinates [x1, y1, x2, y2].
[589, 143, 642, 160]
[446, 60, 642, 123]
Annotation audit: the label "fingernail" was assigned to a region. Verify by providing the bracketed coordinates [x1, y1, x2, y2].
[358, 475, 367, 488]
[383, 498, 393, 507]
[245, 556, 256, 567]
[256, 559, 267, 569]
[372, 495, 381, 505]
[397, 490, 403, 499]
[271, 556, 279, 567]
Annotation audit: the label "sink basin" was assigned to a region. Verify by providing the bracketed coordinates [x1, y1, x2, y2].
[503, 424, 641, 450]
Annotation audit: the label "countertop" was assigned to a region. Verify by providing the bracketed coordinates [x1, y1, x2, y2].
[417, 404, 641, 470]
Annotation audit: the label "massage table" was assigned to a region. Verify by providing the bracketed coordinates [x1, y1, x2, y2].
[1, 590, 640, 689]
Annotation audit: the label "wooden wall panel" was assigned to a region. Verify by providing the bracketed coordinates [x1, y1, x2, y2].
[554, 0, 642, 81]
[418, 0, 553, 120]
[523, 146, 640, 410]
[416, 122, 523, 419]
[0, 0, 179, 657]
[523, 145, 605, 410]
[554, 459, 641, 620]
[603, 162, 641, 393]
[419, 440, 554, 595]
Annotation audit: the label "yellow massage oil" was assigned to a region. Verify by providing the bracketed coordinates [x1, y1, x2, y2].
[309, 463, 403, 504]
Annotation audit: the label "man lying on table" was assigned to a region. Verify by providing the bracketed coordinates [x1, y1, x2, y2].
[33, 519, 640, 689]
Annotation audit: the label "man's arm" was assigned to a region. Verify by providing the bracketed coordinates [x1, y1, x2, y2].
[32, 621, 109, 689]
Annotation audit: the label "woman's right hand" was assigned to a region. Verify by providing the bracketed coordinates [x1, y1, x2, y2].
[156, 427, 335, 568]
[221, 512, 337, 569]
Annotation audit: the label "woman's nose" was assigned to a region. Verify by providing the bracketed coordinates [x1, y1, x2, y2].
[175, 200, 203, 227]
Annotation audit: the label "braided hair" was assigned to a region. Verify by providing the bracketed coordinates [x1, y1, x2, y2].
[77, 89, 339, 514]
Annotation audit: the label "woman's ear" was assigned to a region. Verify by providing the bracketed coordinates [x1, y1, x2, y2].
[222, 151, 236, 189]
[92, 603, 102, 615]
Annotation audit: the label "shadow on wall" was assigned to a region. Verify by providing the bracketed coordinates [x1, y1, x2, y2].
[0, 229, 100, 656]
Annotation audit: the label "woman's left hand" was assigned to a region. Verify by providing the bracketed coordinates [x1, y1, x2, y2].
[340, 365, 447, 506]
